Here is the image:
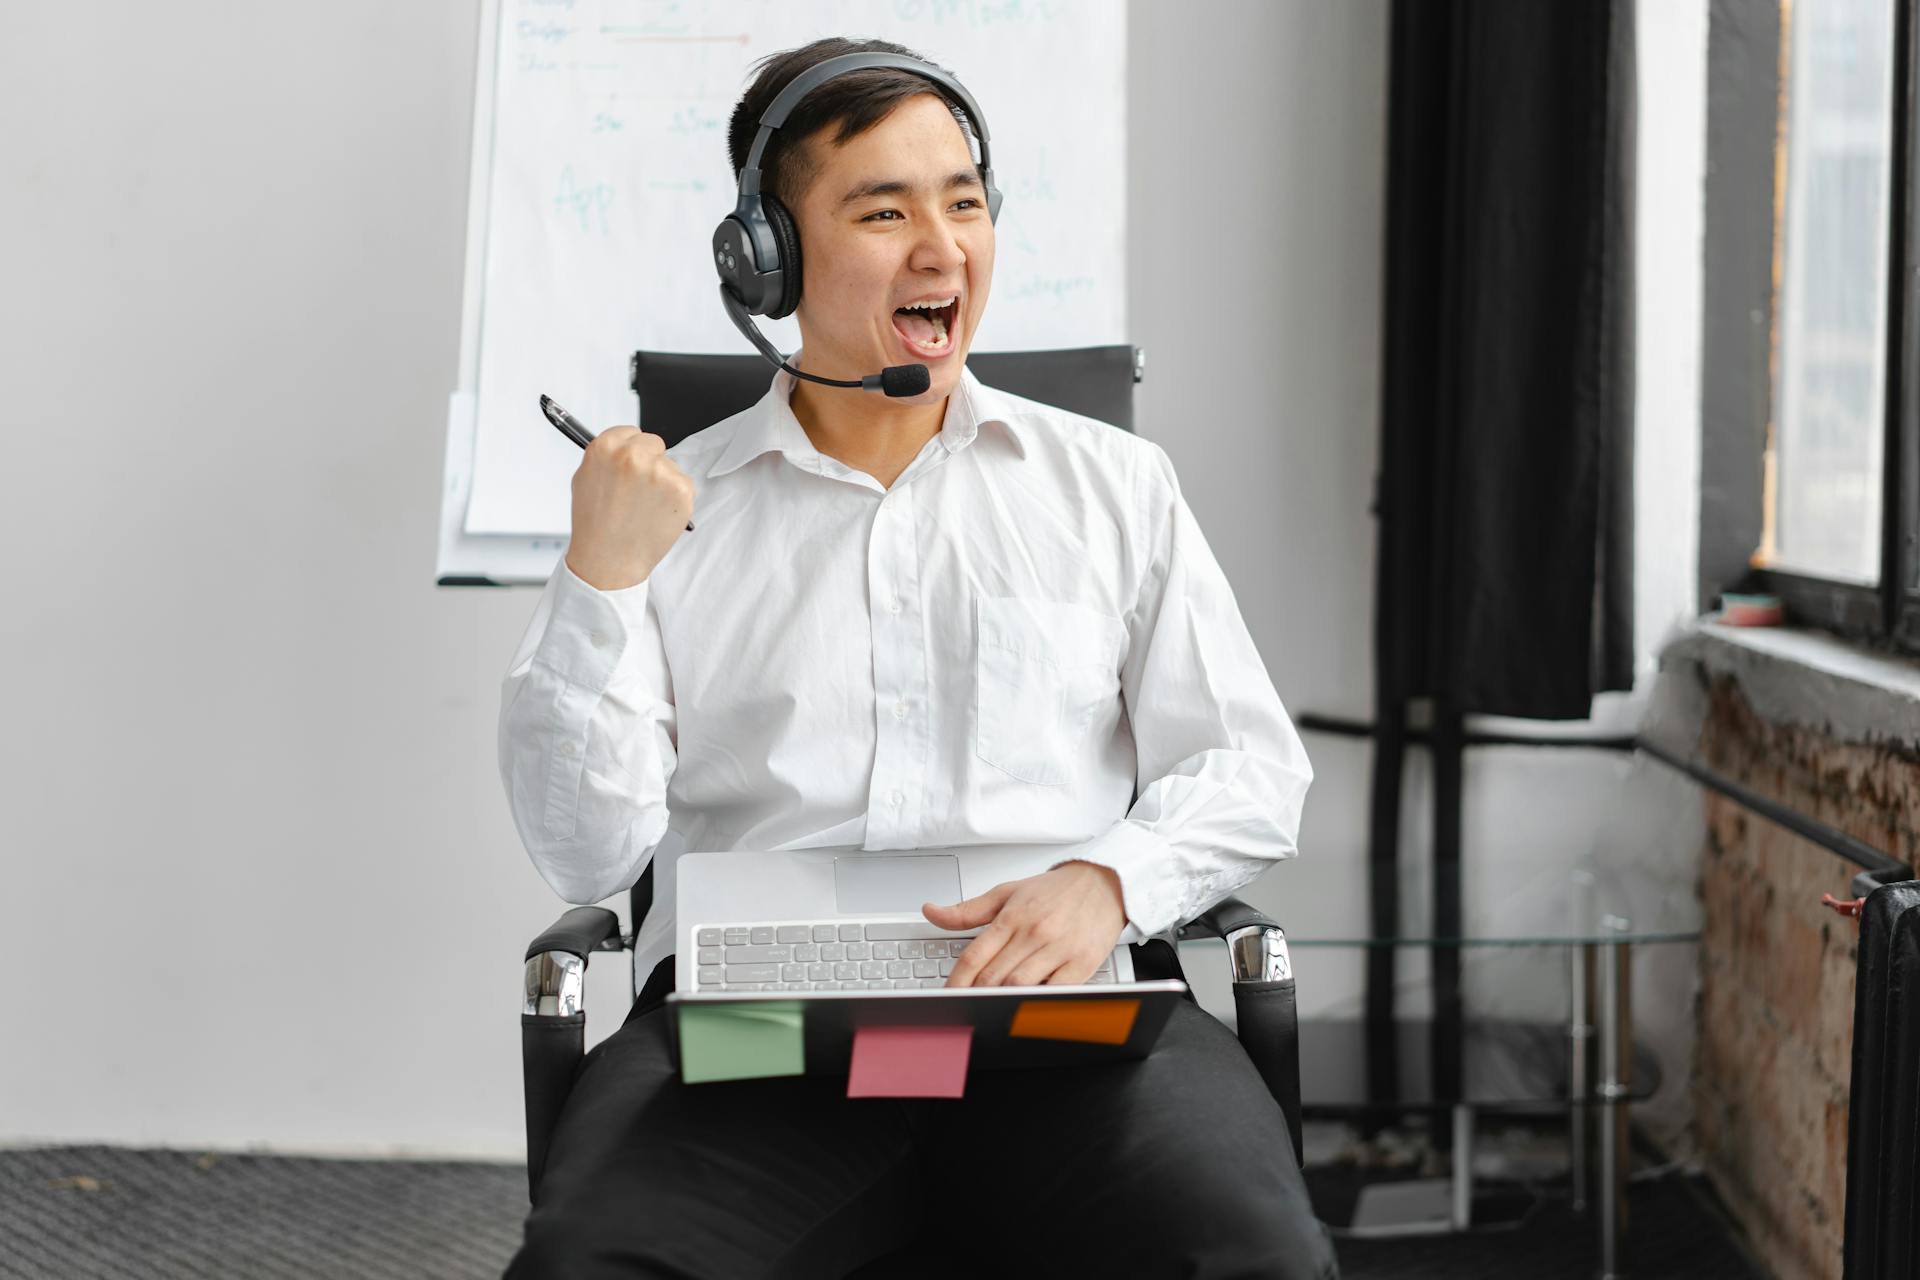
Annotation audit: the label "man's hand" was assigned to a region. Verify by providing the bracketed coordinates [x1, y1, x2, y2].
[923, 861, 1128, 987]
[565, 427, 695, 591]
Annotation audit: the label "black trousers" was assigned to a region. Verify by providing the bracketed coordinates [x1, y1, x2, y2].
[508, 942, 1337, 1279]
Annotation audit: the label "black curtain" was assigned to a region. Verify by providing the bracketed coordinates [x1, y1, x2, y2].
[1363, 0, 1638, 1115]
[1378, 0, 1636, 720]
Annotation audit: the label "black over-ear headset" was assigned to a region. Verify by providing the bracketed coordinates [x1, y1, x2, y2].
[712, 51, 1004, 397]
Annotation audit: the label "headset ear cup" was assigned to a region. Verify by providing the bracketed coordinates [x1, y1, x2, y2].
[762, 194, 804, 320]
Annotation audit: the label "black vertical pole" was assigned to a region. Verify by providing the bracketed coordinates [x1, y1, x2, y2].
[1364, 698, 1406, 1115]
[1367, 0, 1442, 1117]
[1431, 702, 1465, 1113]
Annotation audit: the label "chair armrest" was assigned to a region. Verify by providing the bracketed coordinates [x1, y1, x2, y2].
[521, 905, 622, 1204]
[1178, 898, 1293, 983]
[1178, 897, 1303, 1168]
[525, 904, 624, 962]
[523, 906, 622, 1018]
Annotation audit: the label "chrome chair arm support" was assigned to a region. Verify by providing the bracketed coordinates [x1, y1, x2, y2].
[522, 905, 624, 1017]
[1178, 897, 1293, 983]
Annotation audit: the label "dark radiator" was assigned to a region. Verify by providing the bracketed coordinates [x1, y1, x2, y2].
[1844, 880, 1920, 1279]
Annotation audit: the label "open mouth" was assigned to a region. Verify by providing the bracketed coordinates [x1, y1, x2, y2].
[890, 294, 961, 358]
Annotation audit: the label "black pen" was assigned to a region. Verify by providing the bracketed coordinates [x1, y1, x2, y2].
[541, 394, 693, 532]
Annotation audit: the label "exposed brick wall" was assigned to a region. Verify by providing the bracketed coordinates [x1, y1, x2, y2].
[1694, 677, 1920, 1280]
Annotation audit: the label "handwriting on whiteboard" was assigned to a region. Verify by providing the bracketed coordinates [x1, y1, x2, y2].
[459, 0, 1125, 535]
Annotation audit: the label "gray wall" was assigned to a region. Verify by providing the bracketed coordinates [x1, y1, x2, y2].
[1129, 1, 1388, 1012]
[0, 0, 1387, 1157]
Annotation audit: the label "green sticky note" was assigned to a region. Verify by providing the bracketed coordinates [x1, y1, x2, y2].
[678, 1000, 806, 1084]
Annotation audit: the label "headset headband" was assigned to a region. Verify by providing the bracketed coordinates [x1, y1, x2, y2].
[737, 51, 996, 198]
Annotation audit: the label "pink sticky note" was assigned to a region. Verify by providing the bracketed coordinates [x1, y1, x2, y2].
[847, 1024, 972, 1098]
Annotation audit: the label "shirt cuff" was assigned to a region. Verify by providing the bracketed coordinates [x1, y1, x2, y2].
[1053, 820, 1183, 944]
[532, 560, 654, 693]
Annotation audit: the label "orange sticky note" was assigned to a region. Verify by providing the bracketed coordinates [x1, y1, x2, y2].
[848, 1025, 972, 1098]
[1008, 997, 1140, 1046]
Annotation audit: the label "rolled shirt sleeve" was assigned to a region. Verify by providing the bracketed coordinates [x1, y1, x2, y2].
[497, 558, 678, 905]
[1059, 442, 1314, 942]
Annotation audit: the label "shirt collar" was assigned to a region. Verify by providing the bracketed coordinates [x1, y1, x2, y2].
[707, 356, 1028, 479]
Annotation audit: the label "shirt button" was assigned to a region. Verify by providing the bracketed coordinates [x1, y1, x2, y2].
[893, 700, 908, 719]
[588, 631, 607, 649]
[890, 789, 904, 806]
[557, 741, 577, 758]
[889, 598, 902, 615]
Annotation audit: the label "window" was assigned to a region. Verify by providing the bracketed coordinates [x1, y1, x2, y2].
[1764, 0, 1895, 586]
[1707, 0, 1920, 651]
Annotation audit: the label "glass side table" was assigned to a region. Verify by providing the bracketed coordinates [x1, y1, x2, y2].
[1286, 872, 1702, 1279]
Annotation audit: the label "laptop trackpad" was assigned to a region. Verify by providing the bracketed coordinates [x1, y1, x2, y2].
[833, 855, 963, 914]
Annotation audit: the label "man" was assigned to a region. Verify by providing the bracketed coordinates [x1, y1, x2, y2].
[499, 36, 1334, 1278]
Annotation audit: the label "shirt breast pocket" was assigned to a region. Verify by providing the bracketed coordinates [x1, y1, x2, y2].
[973, 595, 1125, 787]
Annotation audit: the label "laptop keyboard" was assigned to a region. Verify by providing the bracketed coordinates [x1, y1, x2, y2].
[690, 918, 1120, 991]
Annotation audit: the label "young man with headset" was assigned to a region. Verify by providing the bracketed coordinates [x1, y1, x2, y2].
[499, 35, 1335, 1279]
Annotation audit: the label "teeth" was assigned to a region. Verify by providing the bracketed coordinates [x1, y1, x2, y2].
[895, 298, 953, 350]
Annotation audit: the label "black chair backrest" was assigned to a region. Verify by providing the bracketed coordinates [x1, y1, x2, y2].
[629, 344, 1141, 446]
[622, 343, 1142, 939]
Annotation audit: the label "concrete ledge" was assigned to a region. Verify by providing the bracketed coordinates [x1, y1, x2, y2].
[1657, 621, 1920, 752]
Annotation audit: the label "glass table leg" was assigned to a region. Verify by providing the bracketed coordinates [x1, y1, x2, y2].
[1451, 1103, 1474, 1230]
[1572, 940, 1598, 1212]
[1598, 922, 1633, 1278]
[1571, 869, 1598, 1215]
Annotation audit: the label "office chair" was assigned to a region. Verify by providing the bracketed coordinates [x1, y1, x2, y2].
[519, 345, 1304, 1271]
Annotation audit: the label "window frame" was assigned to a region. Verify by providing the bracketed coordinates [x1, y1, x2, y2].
[1706, 0, 1920, 656]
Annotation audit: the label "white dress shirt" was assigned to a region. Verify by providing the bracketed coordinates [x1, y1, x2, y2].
[498, 361, 1313, 992]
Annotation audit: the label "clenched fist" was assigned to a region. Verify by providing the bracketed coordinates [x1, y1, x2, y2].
[564, 427, 694, 592]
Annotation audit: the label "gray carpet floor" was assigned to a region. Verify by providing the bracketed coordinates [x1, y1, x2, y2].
[4, 1145, 1763, 1278]
[2, 1146, 527, 1279]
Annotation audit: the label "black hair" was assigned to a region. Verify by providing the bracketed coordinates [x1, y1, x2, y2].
[726, 36, 980, 210]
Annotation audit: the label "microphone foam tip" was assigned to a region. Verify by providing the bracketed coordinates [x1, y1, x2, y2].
[880, 364, 932, 397]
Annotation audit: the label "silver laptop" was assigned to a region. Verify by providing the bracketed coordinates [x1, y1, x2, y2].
[674, 845, 1140, 995]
